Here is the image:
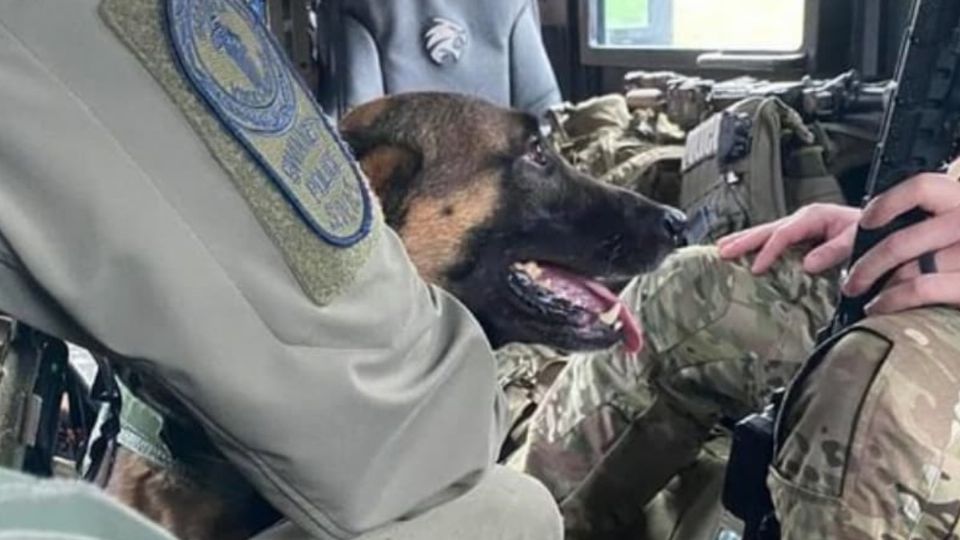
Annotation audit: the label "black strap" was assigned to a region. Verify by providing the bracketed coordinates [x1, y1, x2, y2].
[20, 333, 68, 477]
[919, 251, 938, 275]
[77, 355, 121, 487]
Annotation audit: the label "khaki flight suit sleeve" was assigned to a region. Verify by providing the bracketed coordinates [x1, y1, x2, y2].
[0, 6, 507, 540]
[0, 232, 93, 348]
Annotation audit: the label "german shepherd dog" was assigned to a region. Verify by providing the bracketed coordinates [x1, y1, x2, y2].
[103, 92, 686, 540]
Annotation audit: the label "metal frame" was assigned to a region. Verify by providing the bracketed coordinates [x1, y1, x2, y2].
[593, 0, 673, 46]
[265, 0, 319, 91]
[579, 0, 823, 74]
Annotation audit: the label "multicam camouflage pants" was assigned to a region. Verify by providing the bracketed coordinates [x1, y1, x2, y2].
[504, 245, 960, 540]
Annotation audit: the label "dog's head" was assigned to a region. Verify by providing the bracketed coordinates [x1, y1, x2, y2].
[340, 92, 686, 353]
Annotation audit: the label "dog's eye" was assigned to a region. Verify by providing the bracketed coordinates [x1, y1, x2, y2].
[526, 138, 549, 167]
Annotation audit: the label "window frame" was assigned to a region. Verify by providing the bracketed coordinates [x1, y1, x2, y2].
[579, 0, 823, 74]
[594, 0, 674, 47]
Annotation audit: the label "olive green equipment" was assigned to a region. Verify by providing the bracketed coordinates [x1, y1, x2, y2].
[678, 94, 882, 245]
[624, 69, 891, 132]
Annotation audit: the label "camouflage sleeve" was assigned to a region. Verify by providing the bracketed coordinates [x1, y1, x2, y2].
[771, 306, 960, 539]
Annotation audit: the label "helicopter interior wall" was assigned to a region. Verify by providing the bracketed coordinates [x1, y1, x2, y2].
[539, 0, 913, 103]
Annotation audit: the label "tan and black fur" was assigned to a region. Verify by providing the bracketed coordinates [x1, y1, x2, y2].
[340, 92, 685, 351]
[104, 92, 685, 539]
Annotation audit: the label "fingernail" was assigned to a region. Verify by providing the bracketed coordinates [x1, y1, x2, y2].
[860, 205, 883, 230]
[802, 259, 821, 274]
[841, 275, 855, 295]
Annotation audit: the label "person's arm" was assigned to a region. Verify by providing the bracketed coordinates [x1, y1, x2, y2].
[0, 9, 506, 539]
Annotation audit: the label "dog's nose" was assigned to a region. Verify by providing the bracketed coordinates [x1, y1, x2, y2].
[661, 208, 688, 247]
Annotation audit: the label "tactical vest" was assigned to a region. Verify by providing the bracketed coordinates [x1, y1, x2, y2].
[680, 97, 847, 245]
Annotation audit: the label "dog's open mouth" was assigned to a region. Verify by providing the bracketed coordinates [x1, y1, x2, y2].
[506, 261, 644, 354]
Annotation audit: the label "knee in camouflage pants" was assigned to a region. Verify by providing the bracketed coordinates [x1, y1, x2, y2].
[510, 245, 960, 539]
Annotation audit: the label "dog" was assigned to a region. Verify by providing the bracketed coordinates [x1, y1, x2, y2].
[103, 91, 686, 540]
[341, 92, 685, 353]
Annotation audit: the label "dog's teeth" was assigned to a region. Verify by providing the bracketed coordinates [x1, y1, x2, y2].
[613, 321, 624, 331]
[598, 304, 622, 325]
[523, 261, 543, 280]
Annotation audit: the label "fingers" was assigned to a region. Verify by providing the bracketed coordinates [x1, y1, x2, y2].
[843, 207, 960, 296]
[887, 242, 960, 285]
[802, 224, 857, 274]
[860, 173, 960, 229]
[716, 227, 750, 248]
[718, 204, 860, 274]
[717, 221, 780, 261]
[865, 273, 960, 315]
[717, 222, 775, 247]
[750, 215, 825, 274]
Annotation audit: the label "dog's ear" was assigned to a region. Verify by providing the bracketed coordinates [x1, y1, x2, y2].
[352, 144, 420, 197]
[340, 98, 423, 223]
[340, 98, 421, 194]
[339, 98, 392, 138]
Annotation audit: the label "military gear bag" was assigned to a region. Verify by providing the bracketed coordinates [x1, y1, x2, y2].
[680, 97, 847, 245]
[545, 93, 687, 206]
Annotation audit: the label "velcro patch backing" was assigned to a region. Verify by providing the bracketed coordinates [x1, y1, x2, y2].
[100, 0, 381, 306]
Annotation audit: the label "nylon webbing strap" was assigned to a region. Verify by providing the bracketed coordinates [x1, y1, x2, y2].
[115, 378, 192, 477]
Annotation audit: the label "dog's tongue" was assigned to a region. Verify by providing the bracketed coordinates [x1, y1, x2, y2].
[537, 264, 644, 354]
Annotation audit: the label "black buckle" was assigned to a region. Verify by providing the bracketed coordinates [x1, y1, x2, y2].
[77, 355, 121, 486]
[721, 389, 785, 540]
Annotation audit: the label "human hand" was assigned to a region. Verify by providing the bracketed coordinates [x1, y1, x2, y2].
[717, 203, 861, 275]
[842, 170, 960, 315]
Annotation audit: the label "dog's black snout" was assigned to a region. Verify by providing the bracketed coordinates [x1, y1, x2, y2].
[661, 207, 688, 247]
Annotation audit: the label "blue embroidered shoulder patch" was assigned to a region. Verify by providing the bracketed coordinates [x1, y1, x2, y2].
[166, 0, 371, 246]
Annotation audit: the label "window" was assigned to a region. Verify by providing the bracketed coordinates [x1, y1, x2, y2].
[597, 0, 805, 50]
[598, 0, 671, 47]
[584, 0, 813, 70]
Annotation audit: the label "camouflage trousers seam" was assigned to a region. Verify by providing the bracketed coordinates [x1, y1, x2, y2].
[555, 389, 710, 510]
[653, 357, 765, 424]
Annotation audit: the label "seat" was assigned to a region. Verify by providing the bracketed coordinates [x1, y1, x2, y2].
[313, 0, 562, 119]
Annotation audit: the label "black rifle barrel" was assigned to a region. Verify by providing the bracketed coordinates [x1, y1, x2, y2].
[824, 0, 960, 338]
